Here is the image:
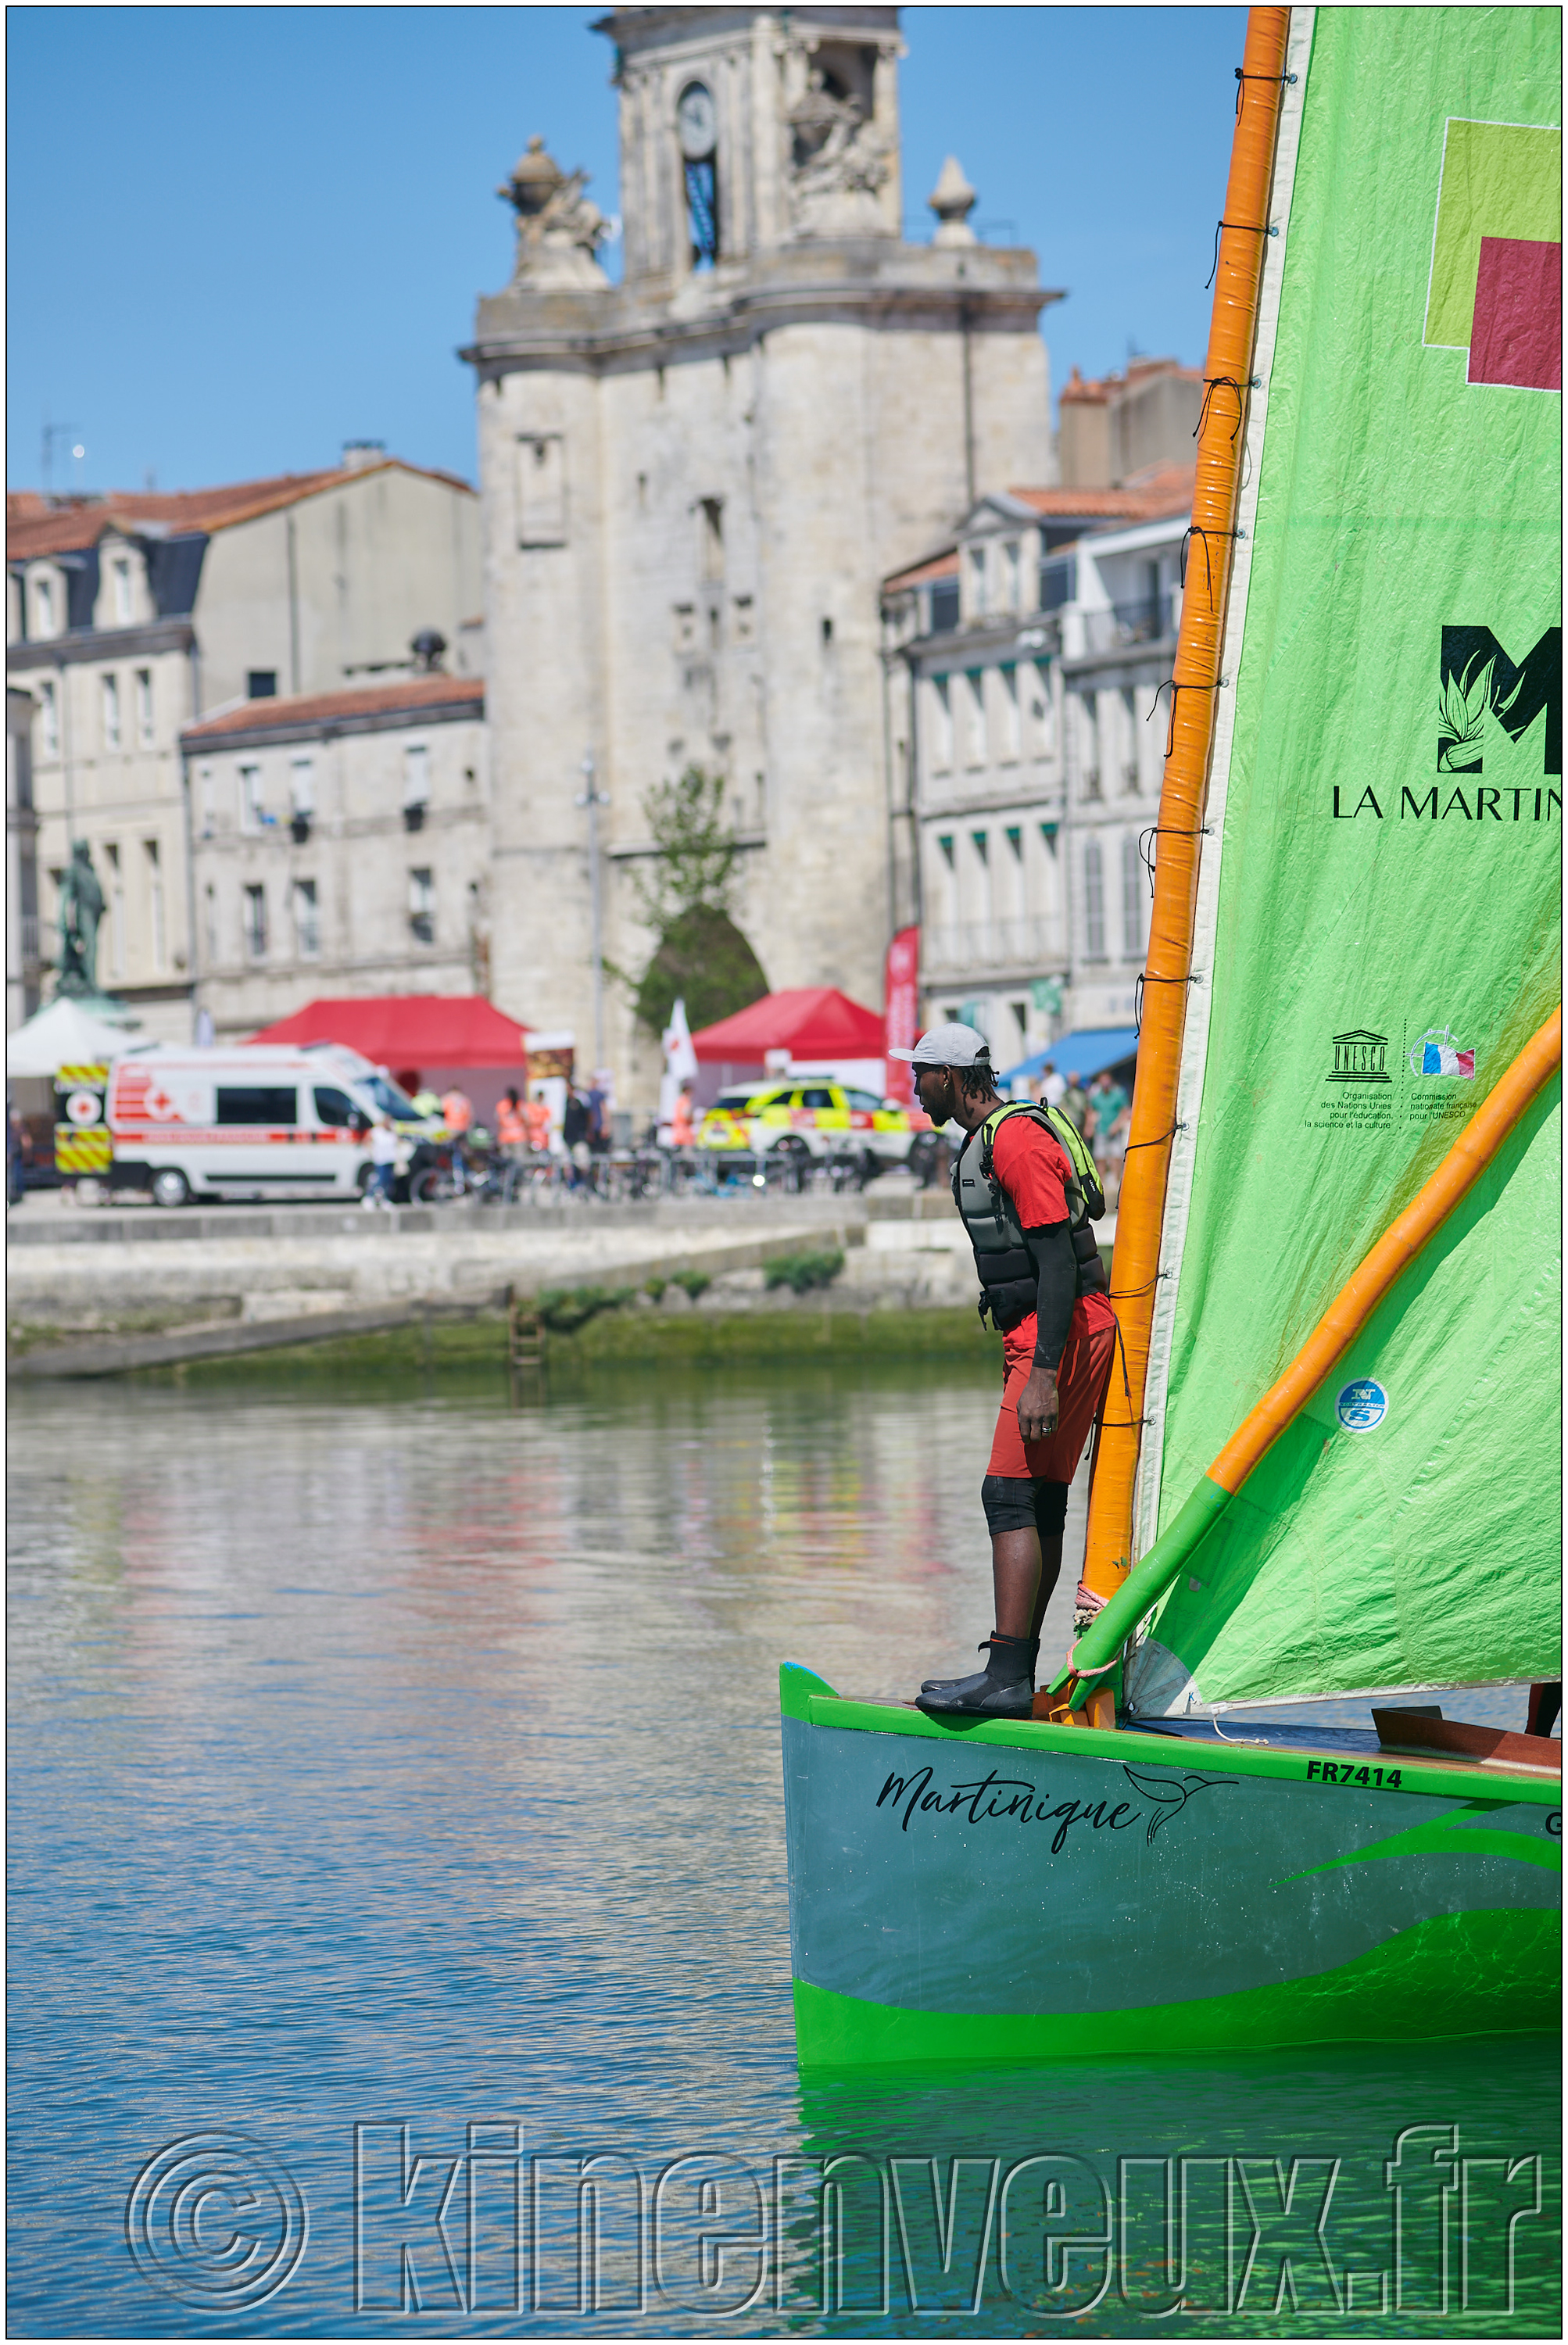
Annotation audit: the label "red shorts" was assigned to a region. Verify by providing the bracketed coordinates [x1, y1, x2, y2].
[987, 1291, 1118, 1481]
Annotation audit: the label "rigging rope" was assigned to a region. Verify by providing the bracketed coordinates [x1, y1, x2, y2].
[1206, 217, 1276, 290]
[1234, 63, 1298, 115]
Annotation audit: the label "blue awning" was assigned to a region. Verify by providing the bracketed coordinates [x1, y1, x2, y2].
[1001, 1026, 1138, 1086]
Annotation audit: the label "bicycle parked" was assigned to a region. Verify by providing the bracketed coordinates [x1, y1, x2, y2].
[409, 1133, 514, 1206]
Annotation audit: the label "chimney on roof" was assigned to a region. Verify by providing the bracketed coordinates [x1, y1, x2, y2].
[342, 440, 387, 472]
[1058, 356, 1201, 491]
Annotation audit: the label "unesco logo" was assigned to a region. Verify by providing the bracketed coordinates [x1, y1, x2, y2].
[1327, 1031, 1391, 1084]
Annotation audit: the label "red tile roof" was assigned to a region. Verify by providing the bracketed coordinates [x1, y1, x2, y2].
[882, 547, 959, 593]
[1008, 461, 1194, 521]
[181, 673, 484, 743]
[7, 460, 474, 561]
[1058, 358, 1202, 405]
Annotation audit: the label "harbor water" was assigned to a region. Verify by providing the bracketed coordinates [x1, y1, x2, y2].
[8, 1357, 1559, 2337]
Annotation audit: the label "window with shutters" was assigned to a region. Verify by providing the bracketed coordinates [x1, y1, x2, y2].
[145, 840, 165, 968]
[699, 499, 724, 580]
[964, 671, 986, 768]
[242, 883, 268, 959]
[1083, 840, 1106, 961]
[294, 879, 320, 958]
[1119, 686, 1140, 793]
[409, 867, 435, 944]
[999, 664, 1021, 761]
[1079, 692, 1101, 800]
[1122, 832, 1144, 958]
[105, 843, 125, 978]
[1026, 661, 1054, 757]
[929, 675, 954, 770]
[517, 435, 567, 546]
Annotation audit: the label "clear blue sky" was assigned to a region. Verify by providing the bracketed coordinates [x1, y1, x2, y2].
[7, 4, 1246, 496]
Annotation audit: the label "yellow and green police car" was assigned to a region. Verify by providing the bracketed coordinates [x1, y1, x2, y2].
[697, 1079, 936, 1176]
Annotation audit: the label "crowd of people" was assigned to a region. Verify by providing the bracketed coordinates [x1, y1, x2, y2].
[1033, 1061, 1132, 1207]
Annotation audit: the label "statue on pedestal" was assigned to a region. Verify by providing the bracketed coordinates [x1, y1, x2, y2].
[55, 840, 106, 1001]
[499, 137, 611, 290]
[787, 67, 893, 238]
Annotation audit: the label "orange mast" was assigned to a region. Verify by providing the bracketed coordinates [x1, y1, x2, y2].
[1082, 6, 1292, 1601]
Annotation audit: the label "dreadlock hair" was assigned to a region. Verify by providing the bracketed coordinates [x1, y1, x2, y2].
[958, 1055, 1001, 1105]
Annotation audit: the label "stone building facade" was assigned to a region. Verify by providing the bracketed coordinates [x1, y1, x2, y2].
[465, 4, 1059, 1093]
[5, 456, 481, 1039]
[881, 478, 1190, 1067]
[7, 681, 41, 1029]
[182, 674, 489, 1038]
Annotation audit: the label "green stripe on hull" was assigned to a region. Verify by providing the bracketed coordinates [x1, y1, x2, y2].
[795, 1907, 1561, 2068]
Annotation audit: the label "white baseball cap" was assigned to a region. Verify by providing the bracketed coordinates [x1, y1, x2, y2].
[887, 1022, 992, 1070]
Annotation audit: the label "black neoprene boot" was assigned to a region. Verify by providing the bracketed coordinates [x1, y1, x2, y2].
[916, 1633, 1034, 1719]
[920, 1634, 1038, 1696]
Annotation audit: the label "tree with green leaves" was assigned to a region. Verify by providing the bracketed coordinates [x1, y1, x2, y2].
[630, 766, 768, 1038]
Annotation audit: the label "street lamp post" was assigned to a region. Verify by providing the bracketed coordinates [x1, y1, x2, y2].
[575, 750, 610, 1075]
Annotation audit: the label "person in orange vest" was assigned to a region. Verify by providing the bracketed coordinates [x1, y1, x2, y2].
[524, 1088, 553, 1154]
[495, 1087, 527, 1163]
[440, 1084, 474, 1135]
[670, 1081, 697, 1150]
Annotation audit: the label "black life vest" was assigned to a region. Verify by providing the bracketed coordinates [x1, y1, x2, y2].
[950, 1101, 1109, 1332]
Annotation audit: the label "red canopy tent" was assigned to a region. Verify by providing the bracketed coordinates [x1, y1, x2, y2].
[247, 996, 533, 1126]
[689, 989, 885, 1088]
[248, 995, 528, 1068]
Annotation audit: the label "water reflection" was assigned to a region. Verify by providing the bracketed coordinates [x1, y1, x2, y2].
[8, 1368, 1557, 2337]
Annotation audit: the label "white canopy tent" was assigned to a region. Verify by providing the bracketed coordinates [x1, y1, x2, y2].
[5, 998, 141, 1079]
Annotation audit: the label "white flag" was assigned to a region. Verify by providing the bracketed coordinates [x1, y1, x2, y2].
[658, 997, 699, 1131]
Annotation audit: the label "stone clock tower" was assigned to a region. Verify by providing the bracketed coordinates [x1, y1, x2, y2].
[466, 5, 1059, 1088]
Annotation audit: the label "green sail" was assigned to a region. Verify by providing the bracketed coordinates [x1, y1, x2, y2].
[1129, 6, 1561, 1713]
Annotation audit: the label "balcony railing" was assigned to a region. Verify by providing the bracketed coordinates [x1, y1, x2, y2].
[1079, 596, 1177, 656]
[922, 917, 1058, 976]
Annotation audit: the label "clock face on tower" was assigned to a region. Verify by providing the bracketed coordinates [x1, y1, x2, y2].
[676, 81, 717, 160]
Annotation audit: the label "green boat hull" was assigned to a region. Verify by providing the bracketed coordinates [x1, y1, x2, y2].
[780, 1667, 1560, 2069]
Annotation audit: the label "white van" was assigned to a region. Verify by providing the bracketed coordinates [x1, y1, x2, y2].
[105, 1043, 431, 1208]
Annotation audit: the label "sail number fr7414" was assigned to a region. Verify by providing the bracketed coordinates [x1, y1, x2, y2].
[1305, 1760, 1402, 1788]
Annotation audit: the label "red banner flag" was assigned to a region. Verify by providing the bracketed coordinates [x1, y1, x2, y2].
[882, 925, 920, 1105]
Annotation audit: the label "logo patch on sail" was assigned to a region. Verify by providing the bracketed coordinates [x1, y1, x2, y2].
[1438, 626, 1561, 776]
[1410, 1026, 1476, 1079]
[1423, 119, 1561, 392]
[1336, 1378, 1389, 1433]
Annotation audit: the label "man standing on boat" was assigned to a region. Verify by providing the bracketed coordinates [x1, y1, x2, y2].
[889, 1025, 1117, 1717]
